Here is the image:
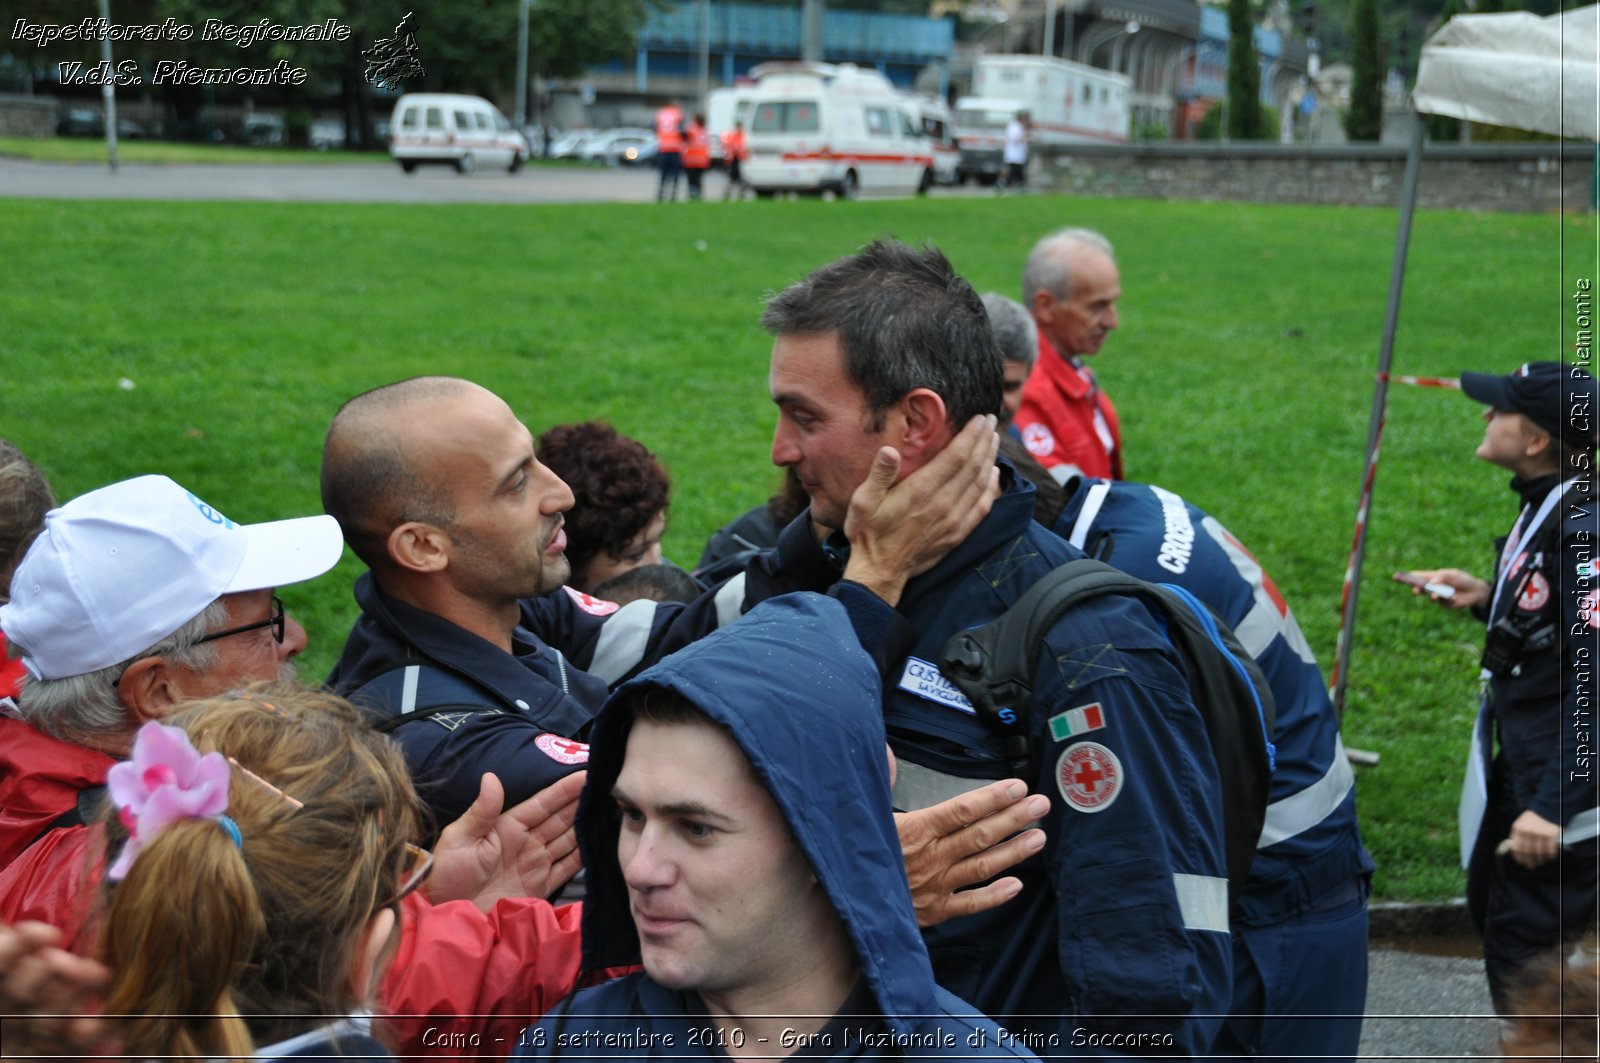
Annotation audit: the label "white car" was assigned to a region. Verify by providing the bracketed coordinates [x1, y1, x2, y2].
[389, 93, 529, 174]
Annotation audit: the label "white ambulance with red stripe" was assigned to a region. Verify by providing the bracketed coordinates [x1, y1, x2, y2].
[742, 61, 934, 199]
[955, 55, 1128, 185]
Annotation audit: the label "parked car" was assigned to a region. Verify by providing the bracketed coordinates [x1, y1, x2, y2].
[611, 138, 658, 166]
[593, 129, 656, 166]
[241, 114, 284, 147]
[309, 118, 344, 150]
[389, 93, 529, 174]
[55, 110, 147, 139]
[548, 129, 604, 160]
[583, 127, 653, 163]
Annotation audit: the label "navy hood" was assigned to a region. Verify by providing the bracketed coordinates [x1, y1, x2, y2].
[574, 592, 941, 1033]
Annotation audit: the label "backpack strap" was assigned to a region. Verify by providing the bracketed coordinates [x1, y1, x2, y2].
[25, 784, 108, 850]
[940, 558, 1276, 901]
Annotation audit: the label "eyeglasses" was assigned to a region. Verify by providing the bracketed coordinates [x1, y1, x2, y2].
[386, 842, 434, 907]
[229, 752, 433, 907]
[196, 596, 285, 646]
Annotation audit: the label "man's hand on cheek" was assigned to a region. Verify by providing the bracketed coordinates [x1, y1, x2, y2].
[841, 414, 1000, 605]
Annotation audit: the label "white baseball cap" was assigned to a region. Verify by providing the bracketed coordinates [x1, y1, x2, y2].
[1, 475, 344, 682]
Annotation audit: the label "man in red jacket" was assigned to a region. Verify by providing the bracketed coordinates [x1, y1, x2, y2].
[1013, 227, 1124, 482]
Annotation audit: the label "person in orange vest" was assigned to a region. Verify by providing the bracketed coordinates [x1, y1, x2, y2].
[655, 99, 684, 202]
[683, 112, 711, 201]
[720, 119, 747, 201]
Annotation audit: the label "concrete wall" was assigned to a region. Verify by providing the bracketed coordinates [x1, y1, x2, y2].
[0, 93, 57, 138]
[1033, 139, 1595, 213]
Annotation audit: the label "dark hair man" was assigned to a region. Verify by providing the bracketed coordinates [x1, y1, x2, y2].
[755, 239, 1234, 1054]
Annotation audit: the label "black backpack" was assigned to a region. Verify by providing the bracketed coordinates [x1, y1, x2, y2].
[940, 557, 1277, 903]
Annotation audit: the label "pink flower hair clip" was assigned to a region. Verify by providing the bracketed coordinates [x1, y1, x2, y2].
[106, 721, 236, 881]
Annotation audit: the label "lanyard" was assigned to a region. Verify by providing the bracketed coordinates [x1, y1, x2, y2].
[1489, 477, 1579, 621]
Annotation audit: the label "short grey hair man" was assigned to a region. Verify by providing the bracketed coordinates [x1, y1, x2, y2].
[981, 292, 1038, 424]
[2, 475, 340, 755]
[1021, 227, 1116, 310]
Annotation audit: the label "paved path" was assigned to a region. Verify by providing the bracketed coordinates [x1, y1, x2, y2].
[1362, 946, 1498, 1061]
[0, 157, 1000, 203]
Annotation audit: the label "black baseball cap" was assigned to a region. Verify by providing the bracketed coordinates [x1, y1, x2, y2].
[1460, 361, 1599, 449]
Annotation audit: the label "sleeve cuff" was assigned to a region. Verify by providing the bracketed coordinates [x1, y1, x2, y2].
[830, 580, 914, 678]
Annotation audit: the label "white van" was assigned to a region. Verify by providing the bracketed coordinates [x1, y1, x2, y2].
[911, 94, 959, 186]
[956, 55, 1129, 184]
[741, 62, 933, 199]
[389, 93, 529, 175]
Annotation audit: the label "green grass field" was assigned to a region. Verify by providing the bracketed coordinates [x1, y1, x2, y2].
[0, 135, 623, 167]
[0, 135, 390, 165]
[2, 192, 1592, 901]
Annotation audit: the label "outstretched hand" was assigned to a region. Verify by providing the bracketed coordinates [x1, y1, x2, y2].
[429, 771, 586, 910]
[896, 779, 1049, 928]
[0, 920, 116, 1060]
[843, 414, 1000, 606]
[1398, 568, 1489, 611]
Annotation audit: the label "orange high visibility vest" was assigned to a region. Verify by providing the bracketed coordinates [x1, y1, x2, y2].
[655, 105, 683, 152]
[683, 122, 711, 168]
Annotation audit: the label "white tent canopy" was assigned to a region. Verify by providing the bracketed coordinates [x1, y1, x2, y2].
[1412, 5, 1598, 139]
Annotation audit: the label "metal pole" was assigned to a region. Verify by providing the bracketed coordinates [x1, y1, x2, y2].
[697, 0, 710, 109]
[802, 0, 825, 62]
[514, 0, 529, 129]
[98, 0, 118, 172]
[1044, 0, 1057, 57]
[1329, 109, 1427, 719]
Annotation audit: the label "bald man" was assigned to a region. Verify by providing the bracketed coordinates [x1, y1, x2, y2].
[320, 377, 1001, 828]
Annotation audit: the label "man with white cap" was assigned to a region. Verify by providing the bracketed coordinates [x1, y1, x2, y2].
[0, 474, 343, 872]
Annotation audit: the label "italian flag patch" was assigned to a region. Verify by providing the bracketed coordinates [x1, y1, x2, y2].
[1049, 702, 1105, 742]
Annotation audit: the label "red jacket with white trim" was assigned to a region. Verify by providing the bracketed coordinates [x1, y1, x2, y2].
[1013, 331, 1123, 481]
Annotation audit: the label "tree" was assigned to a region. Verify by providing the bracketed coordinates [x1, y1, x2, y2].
[1226, 0, 1261, 140]
[1346, 0, 1382, 139]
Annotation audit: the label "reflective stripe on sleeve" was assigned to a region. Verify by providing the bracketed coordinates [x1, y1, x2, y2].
[890, 759, 991, 813]
[1564, 806, 1600, 847]
[714, 572, 746, 629]
[1065, 481, 1111, 548]
[400, 665, 420, 714]
[587, 600, 660, 686]
[1172, 873, 1230, 933]
[1257, 734, 1356, 848]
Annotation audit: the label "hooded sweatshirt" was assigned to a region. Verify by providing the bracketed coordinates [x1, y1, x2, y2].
[515, 593, 1037, 1060]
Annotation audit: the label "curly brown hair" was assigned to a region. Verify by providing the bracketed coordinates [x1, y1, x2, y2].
[536, 421, 670, 588]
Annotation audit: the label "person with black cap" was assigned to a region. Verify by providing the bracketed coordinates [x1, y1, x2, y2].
[1400, 360, 1600, 1014]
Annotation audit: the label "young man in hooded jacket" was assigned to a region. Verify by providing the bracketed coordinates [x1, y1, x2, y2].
[517, 592, 1042, 1060]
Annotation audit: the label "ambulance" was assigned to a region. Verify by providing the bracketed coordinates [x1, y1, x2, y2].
[742, 62, 934, 199]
